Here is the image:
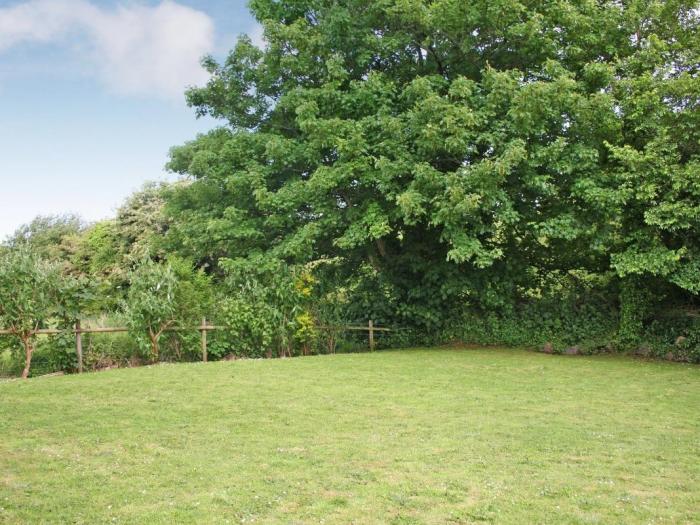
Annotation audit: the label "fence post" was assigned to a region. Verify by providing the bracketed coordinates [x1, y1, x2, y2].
[369, 319, 375, 351]
[201, 317, 208, 363]
[75, 320, 83, 374]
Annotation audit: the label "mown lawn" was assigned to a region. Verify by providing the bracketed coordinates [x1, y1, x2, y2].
[0, 348, 698, 524]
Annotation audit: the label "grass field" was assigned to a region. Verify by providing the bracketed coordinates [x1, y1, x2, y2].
[0, 348, 698, 524]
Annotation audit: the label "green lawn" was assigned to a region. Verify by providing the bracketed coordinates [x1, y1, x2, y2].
[0, 348, 698, 524]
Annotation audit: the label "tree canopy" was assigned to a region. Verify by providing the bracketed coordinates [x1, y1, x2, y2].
[166, 0, 700, 333]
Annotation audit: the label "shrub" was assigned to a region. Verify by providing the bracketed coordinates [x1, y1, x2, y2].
[0, 247, 86, 378]
[123, 257, 212, 362]
[219, 257, 309, 358]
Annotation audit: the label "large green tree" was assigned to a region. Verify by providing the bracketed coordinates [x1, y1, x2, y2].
[166, 0, 699, 332]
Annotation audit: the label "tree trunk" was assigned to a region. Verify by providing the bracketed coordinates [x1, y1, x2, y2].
[376, 238, 387, 258]
[174, 338, 182, 360]
[278, 342, 292, 358]
[21, 336, 34, 379]
[148, 329, 160, 363]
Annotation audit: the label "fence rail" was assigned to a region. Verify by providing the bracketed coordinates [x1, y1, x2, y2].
[0, 319, 393, 373]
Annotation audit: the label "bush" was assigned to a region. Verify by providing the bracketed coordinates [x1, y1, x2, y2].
[637, 313, 700, 363]
[123, 257, 212, 362]
[219, 257, 308, 358]
[83, 329, 141, 370]
[0, 247, 88, 378]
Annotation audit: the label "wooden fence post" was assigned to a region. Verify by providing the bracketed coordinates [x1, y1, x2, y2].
[75, 320, 83, 374]
[369, 319, 375, 351]
[201, 317, 208, 363]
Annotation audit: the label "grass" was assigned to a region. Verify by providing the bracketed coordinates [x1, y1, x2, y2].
[0, 349, 12, 377]
[0, 348, 698, 524]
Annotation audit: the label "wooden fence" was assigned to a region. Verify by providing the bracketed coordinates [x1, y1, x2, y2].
[0, 319, 392, 373]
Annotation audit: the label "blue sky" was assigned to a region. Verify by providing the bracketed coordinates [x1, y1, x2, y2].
[0, 0, 257, 239]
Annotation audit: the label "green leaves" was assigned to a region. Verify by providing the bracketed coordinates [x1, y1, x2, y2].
[219, 257, 309, 357]
[0, 246, 88, 377]
[123, 257, 212, 361]
[0, 247, 84, 334]
[611, 244, 686, 278]
[161, 0, 699, 339]
[124, 259, 178, 334]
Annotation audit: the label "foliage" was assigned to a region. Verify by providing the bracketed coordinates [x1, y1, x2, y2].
[310, 268, 352, 354]
[160, 0, 700, 356]
[123, 258, 175, 361]
[0, 247, 85, 377]
[219, 257, 308, 357]
[115, 181, 171, 260]
[123, 256, 212, 362]
[219, 282, 276, 358]
[6, 214, 86, 270]
[73, 221, 122, 278]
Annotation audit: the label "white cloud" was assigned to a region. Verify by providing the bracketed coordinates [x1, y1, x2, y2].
[0, 0, 215, 99]
[248, 23, 266, 49]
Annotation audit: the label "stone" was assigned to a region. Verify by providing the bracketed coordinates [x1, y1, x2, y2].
[635, 346, 651, 357]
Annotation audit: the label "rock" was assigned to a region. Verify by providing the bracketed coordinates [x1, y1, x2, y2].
[675, 336, 687, 346]
[665, 352, 675, 361]
[564, 346, 580, 355]
[542, 342, 553, 354]
[635, 346, 651, 357]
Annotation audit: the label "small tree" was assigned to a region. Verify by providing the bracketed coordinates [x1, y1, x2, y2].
[123, 258, 178, 362]
[162, 256, 213, 360]
[0, 248, 64, 378]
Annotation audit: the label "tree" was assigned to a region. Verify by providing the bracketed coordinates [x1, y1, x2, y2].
[0, 248, 73, 378]
[123, 259, 178, 362]
[6, 214, 86, 271]
[116, 181, 171, 259]
[165, 0, 699, 339]
[67, 183, 175, 314]
[123, 257, 212, 362]
[71, 220, 125, 312]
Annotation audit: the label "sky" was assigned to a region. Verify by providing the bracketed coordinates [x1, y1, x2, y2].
[0, 0, 258, 240]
